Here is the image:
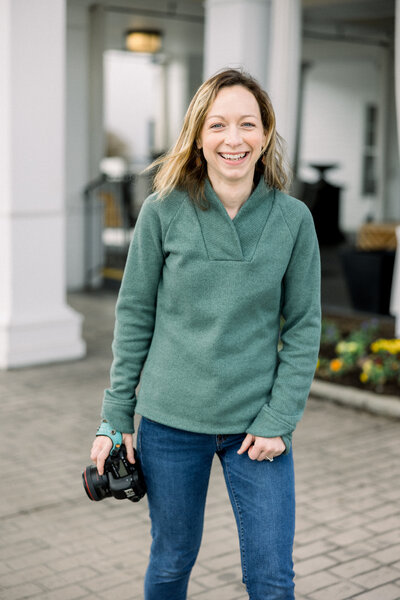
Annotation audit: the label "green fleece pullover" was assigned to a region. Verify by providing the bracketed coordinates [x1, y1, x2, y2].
[101, 178, 321, 452]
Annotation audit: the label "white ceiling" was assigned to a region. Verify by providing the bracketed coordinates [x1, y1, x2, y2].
[303, 0, 395, 37]
[68, 0, 396, 40]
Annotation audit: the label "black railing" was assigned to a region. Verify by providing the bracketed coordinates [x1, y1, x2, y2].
[83, 174, 136, 289]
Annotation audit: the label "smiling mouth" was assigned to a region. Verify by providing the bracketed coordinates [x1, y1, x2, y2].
[219, 152, 249, 161]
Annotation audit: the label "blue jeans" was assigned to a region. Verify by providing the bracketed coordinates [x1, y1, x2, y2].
[136, 417, 295, 600]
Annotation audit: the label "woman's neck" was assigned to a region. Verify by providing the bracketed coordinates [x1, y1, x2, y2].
[208, 176, 254, 219]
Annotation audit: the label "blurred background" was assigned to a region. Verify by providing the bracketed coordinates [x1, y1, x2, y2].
[1, 0, 400, 369]
[2, 6, 400, 598]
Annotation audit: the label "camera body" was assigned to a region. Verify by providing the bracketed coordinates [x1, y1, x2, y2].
[82, 444, 146, 503]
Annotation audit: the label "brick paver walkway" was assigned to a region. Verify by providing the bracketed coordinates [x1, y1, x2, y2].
[1, 291, 399, 600]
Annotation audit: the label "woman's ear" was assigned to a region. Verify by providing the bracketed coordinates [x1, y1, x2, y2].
[262, 131, 268, 151]
[262, 130, 272, 153]
[195, 145, 203, 168]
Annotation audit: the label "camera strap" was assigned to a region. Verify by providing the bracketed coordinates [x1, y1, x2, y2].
[96, 420, 123, 455]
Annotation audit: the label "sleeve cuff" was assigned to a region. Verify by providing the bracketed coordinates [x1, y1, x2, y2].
[246, 405, 295, 454]
[281, 433, 292, 455]
[101, 400, 135, 434]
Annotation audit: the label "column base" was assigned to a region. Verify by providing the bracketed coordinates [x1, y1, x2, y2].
[0, 305, 86, 369]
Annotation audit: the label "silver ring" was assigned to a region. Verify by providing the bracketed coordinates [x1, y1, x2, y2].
[265, 456, 274, 462]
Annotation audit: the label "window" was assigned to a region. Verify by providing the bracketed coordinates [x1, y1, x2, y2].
[361, 104, 378, 196]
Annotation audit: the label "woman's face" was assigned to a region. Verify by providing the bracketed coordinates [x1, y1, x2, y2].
[198, 85, 266, 188]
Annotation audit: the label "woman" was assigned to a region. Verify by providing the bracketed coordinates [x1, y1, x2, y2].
[91, 68, 321, 600]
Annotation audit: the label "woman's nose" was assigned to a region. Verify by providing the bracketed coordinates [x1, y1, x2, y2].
[225, 126, 242, 146]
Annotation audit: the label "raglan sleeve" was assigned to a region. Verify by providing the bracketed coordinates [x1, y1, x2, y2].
[100, 197, 165, 433]
[247, 205, 321, 452]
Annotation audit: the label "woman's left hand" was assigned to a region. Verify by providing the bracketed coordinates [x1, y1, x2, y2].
[237, 434, 285, 461]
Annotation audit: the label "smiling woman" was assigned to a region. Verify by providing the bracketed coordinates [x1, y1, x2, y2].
[198, 86, 267, 218]
[150, 68, 291, 207]
[91, 68, 321, 600]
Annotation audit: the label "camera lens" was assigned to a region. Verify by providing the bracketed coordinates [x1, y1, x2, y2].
[82, 465, 110, 501]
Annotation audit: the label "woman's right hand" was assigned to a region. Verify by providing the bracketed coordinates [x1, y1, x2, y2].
[90, 433, 135, 475]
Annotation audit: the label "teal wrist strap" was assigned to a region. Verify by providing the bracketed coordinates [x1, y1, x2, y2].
[96, 420, 123, 455]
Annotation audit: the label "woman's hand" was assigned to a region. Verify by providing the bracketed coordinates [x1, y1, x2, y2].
[237, 434, 285, 461]
[90, 433, 135, 475]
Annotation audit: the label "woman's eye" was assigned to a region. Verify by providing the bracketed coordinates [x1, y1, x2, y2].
[210, 123, 223, 129]
[242, 122, 256, 128]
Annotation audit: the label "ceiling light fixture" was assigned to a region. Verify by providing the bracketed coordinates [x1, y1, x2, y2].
[125, 29, 162, 53]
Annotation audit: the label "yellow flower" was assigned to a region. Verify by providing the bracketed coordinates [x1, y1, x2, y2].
[330, 358, 343, 372]
[371, 339, 400, 355]
[316, 359, 320, 371]
[336, 341, 360, 354]
[336, 342, 345, 354]
[360, 372, 368, 383]
[363, 359, 373, 374]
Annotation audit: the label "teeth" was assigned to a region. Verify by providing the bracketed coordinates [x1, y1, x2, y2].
[220, 153, 246, 160]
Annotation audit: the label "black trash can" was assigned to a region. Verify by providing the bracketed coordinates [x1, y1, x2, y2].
[340, 249, 395, 315]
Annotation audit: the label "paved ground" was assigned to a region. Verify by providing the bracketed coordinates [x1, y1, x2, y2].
[1, 291, 400, 600]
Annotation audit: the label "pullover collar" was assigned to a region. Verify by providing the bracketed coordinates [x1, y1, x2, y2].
[194, 178, 275, 262]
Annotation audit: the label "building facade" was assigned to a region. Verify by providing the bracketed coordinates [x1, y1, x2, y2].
[1, 0, 399, 368]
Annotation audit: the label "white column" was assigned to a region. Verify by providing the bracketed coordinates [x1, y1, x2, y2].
[66, 2, 90, 290]
[167, 58, 189, 146]
[391, 0, 400, 336]
[203, 0, 272, 88]
[88, 4, 106, 181]
[203, 0, 301, 163]
[0, 0, 86, 368]
[154, 59, 169, 155]
[267, 0, 302, 163]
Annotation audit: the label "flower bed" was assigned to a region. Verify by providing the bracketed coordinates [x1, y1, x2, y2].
[316, 314, 400, 397]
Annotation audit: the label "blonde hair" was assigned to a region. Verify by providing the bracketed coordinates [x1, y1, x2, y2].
[149, 68, 291, 205]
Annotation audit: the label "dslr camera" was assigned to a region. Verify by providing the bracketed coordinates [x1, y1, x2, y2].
[82, 443, 146, 503]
